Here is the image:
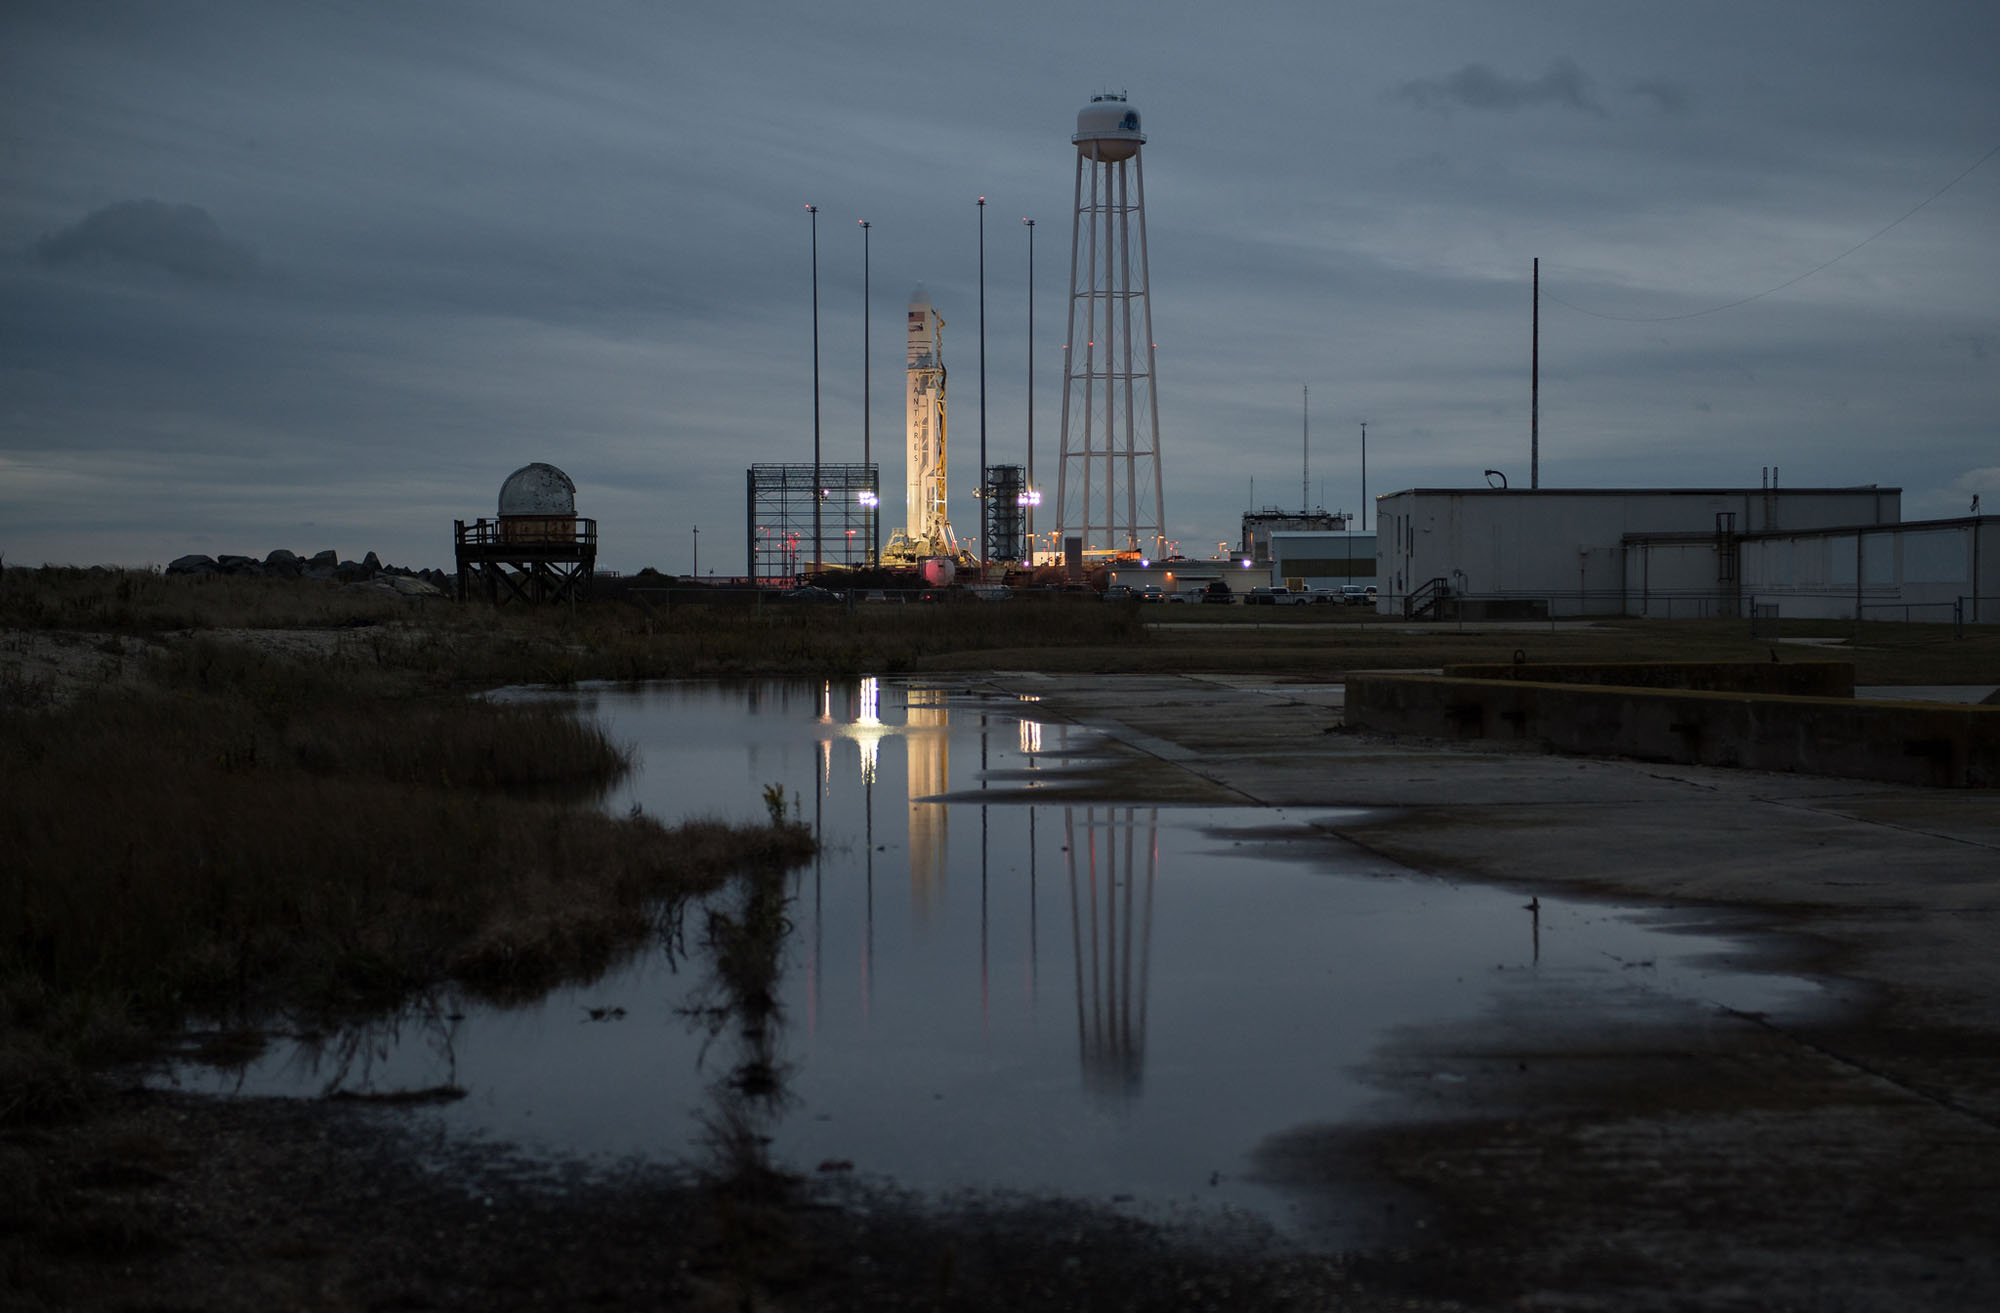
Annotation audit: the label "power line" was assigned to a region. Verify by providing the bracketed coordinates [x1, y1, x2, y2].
[1546, 140, 2000, 323]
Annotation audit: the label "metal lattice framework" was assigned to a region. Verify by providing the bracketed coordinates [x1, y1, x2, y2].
[746, 462, 880, 583]
[984, 464, 1026, 564]
[1055, 106, 1166, 560]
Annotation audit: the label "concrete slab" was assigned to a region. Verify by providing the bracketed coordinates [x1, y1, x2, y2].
[1858, 684, 2000, 704]
[983, 670, 2000, 1308]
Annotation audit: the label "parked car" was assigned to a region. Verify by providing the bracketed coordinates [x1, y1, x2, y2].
[1102, 584, 1133, 602]
[1135, 584, 1165, 603]
[1202, 580, 1234, 604]
[1246, 586, 1307, 606]
[1304, 586, 1342, 604]
[1339, 584, 1373, 606]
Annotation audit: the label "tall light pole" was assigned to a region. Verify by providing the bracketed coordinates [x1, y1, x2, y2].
[692, 524, 699, 578]
[1023, 216, 1035, 561]
[861, 219, 873, 563]
[1360, 420, 1368, 531]
[808, 204, 822, 579]
[1532, 256, 1540, 490]
[977, 195, 988, 577]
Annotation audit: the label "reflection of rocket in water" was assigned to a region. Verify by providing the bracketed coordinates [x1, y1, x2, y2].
[906, 686, 950, 917]
[1067, 806, 1158, 1096]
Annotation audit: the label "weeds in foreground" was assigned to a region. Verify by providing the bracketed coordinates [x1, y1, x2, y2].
[0, 638, 814, 1124]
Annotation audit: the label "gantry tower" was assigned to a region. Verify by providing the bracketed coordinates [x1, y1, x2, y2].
[1055, 93, 1166, 560]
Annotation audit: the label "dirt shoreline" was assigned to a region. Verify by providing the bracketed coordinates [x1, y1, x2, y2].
[8, 665, 1998, 1310]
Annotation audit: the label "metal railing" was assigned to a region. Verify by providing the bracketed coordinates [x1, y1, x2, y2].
[454, 516, 598, 549]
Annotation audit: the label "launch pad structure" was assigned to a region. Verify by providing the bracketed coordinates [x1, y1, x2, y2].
[746, 462, 880, 584]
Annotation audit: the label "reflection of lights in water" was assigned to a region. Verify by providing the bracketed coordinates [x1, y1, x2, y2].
[831, 677, 889, 785]
[906, 693, 950, 916]
[1016, 693, 1042, 703]
[1019, 719, 1043, 755]
[817, 680, 833, 724]
[1067, 806, 1158, 1099]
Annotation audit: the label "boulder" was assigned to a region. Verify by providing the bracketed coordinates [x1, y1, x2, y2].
[344, 575, 445, 600]
[216, 555, 263, 576]
[361, 551, 382, 574]
[335, 560, 369, 582]
[263, 548, 303, 577]
[166, 554, 217, 575]
[385, 575, 445, 598]
[309, 549, 338, 568]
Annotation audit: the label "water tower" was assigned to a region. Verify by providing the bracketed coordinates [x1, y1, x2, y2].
[1054, 93, 1167, 562]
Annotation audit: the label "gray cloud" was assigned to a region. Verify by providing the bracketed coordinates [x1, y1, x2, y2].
[1398, 57, 1603, 116]
[1629, 79, 1693, 115]
[35, 200, 260, 284]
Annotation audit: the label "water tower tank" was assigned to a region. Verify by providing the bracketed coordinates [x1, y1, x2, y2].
[497, 462, 576, 544]
[1072, 93, 1144, 162]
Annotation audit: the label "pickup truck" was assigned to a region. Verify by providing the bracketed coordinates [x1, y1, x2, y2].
[1245, 586, 1308, 606]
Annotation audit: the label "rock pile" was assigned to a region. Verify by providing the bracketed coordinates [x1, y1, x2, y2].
[165, 549, 451, 598]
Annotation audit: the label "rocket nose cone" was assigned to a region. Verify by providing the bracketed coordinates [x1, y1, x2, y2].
[909, 283, 931, 308]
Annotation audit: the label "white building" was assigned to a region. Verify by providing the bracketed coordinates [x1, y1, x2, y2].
[1373, 487, 1907, 619]
[1630, 515, 1996, 623]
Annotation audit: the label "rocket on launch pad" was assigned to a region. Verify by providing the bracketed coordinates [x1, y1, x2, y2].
[882, 287, 959, 568]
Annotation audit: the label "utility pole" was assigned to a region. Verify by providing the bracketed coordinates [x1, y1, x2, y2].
[1360, 421, 1368, 531]
[1532, 256, 1540, 490]
[692, 524, 698, 578]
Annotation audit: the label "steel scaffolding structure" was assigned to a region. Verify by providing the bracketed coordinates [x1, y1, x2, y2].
[746, 462, 879, 583]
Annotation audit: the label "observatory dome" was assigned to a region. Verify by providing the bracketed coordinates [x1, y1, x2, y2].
[1072, 93, 1144, 161]
[498, 462, 577, 517]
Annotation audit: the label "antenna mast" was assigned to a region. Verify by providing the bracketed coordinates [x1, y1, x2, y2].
[1301, 385, 1310, 512]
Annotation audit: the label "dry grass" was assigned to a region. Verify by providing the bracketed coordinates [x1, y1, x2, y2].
[0, 565, 418, 633]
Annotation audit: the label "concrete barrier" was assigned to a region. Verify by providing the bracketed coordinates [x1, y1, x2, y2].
[1442, 660, 1855, 698]
[1347, 672, 1999, 788]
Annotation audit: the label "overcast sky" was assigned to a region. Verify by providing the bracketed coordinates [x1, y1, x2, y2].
[4, 0, 1995, 573]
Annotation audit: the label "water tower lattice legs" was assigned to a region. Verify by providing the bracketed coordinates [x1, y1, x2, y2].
[1053, 145, 1165, 561]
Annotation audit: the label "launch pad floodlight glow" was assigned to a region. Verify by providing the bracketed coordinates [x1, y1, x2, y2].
[858, 490, 879, 508]
[1017, 489, 1042, 508]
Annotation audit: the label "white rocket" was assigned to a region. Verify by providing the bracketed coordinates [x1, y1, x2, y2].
[904, 287, 955, 555]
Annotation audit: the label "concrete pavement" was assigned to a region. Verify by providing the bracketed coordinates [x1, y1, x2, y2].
[985, 671, 2000, 1311]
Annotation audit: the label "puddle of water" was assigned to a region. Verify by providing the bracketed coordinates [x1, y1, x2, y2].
[165, 678, 1825, 1243]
